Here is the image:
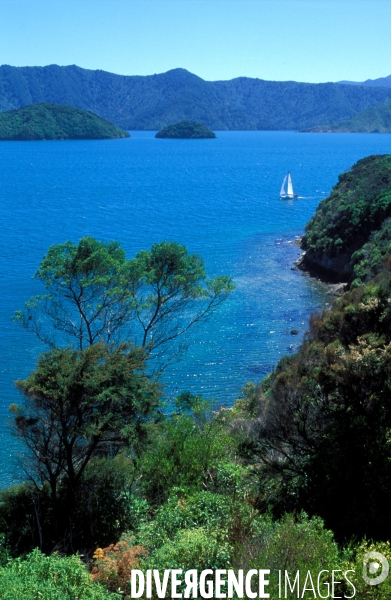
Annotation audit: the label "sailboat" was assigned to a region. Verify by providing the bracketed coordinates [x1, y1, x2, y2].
[280, 172, 298, 199]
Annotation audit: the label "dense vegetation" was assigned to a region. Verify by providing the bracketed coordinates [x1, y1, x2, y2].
[300, 154, 391, 282]
[0, 103, 129, 140]
[4, 158, 391, 596]
[155, 120, 216, 138]
[2, 65, 391, 130]
[302, 99, 391, 132]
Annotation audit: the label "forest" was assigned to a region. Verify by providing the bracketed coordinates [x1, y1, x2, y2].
[2, 65, 391, 130]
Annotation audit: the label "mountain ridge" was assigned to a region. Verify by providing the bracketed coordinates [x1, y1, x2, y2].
[2, 64, 391, 130]
[338, 74, 391, 88]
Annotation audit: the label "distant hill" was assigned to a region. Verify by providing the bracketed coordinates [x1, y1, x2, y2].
[339, 74, 391, 88]
[155, 120, 215, 138]
[0, 103, 130, 140]
[2, 65, 391, 130]
[301, 100, 391, 133]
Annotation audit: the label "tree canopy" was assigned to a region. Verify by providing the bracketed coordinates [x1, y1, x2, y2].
[14, 237, 234, 367]
[155, 120, 216, 139]
[0, 103, 130, 140]
[13, 343, 160, 504]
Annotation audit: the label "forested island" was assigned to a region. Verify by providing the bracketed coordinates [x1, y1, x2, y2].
[3, 157, 391, 597]
[155, 120, 216, 138]
[302, 99, 391, 133]
[0, 103, 130, 140]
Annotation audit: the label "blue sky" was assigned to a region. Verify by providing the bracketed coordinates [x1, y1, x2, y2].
[1, 0, 391, 83]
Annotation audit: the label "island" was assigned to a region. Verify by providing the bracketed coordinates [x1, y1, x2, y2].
[0, 103, 130, 140]
[301, 99, 391, 133]
[155, 120, 216, 139]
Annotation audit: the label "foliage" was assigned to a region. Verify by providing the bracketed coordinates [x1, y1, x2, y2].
[301, 154, 391, 280]
[14, 236, 130, 349]
[141, 527, 231, 574]
[246, 269, 391, 540]
[8, 343, 159, 552]
[3, 65, 391, 130]
[13, 343, 159, 500]
[91, 539, 147, 595]
[138, 394, 241, 504]
[0, 456, 149, 556]
[303, 99, 391, 132]
[341, 540, 391, 599]
[0, 102, 129, 140]
[155, 120, 216, 138]
[0, 482, 52, 556]
[0, 549, 119, 599]
[15, 237, 234, 367]
[234, 513, 340, 599]
[351, 217, 391, 284]
[127, 241, 234, 366]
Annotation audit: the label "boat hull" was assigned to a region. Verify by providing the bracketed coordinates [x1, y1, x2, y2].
[280, 194, 298, 199]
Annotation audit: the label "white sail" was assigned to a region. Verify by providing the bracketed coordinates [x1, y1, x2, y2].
[280, 175, 287, 196]
[287, 172, 294, 196]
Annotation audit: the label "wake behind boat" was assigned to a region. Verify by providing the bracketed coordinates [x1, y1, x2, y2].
[280, 172, 298, 199]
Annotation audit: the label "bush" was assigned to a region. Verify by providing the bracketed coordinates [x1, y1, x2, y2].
[142, 527, 231, 573]
[91, 538, 147, 595]
[341, 540, 391, 599]
[139, 396, 237, 504]
[235, 513, 340, 599]
[0, 549, 119, 599]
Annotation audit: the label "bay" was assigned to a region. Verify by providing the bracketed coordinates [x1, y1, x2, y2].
[1, 130, 391, 485]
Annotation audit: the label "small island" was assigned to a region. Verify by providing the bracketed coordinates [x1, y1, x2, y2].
[0, 103, 130, 140]
[155, 120, 216, 139]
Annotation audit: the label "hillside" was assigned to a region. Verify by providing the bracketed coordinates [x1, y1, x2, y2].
[1, 65, 391, 130]
[155, 120, 215, 138]
[0, 103, 130, 140]
[301, 99, 391, 132]
[299, 154, 391, 282]
[4, 158, 391, 595]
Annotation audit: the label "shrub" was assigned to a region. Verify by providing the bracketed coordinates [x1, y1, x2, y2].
[341, 540, 391, 599]
[0, 549, 119, 599]
[91, 538, 148, 595]
[236, 513, 340, 599]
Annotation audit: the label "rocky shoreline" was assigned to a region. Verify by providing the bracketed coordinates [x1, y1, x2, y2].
[292, 240, 348, 297]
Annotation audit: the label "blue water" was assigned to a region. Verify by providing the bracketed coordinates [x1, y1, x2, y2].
[1, 130, 391, 485]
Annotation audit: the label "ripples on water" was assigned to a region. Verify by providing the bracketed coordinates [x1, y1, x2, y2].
[1, 131, 391, 485]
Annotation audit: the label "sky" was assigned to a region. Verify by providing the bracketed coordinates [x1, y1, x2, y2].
[0, 0, 391, 83]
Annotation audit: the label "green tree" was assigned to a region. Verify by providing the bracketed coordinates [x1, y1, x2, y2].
[14, 236, 129, 349]
[10, 342, 160, 551]
[15, 237, 234, 368]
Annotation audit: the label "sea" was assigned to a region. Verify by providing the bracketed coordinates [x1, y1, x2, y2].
[1, 130, 391, 486]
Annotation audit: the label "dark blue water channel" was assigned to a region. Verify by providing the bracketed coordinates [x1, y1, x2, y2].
[1, 131, 391, 485]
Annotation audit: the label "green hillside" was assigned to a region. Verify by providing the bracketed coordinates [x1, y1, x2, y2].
[0, 103, 130, 140]
[1, 65, 391, 130]
[302, 99, 391, 132]
[300, 154, 391, 281]
[5, 159, 391, 596]
[155, 120, 216, 138]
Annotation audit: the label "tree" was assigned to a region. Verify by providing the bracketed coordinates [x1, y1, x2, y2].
[127, 241, 234, 365]
[15, 237, 234, 368]
[14, 236, 130, 350]
[9, 342, 160, 551]
[12, 343, 160, 505]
